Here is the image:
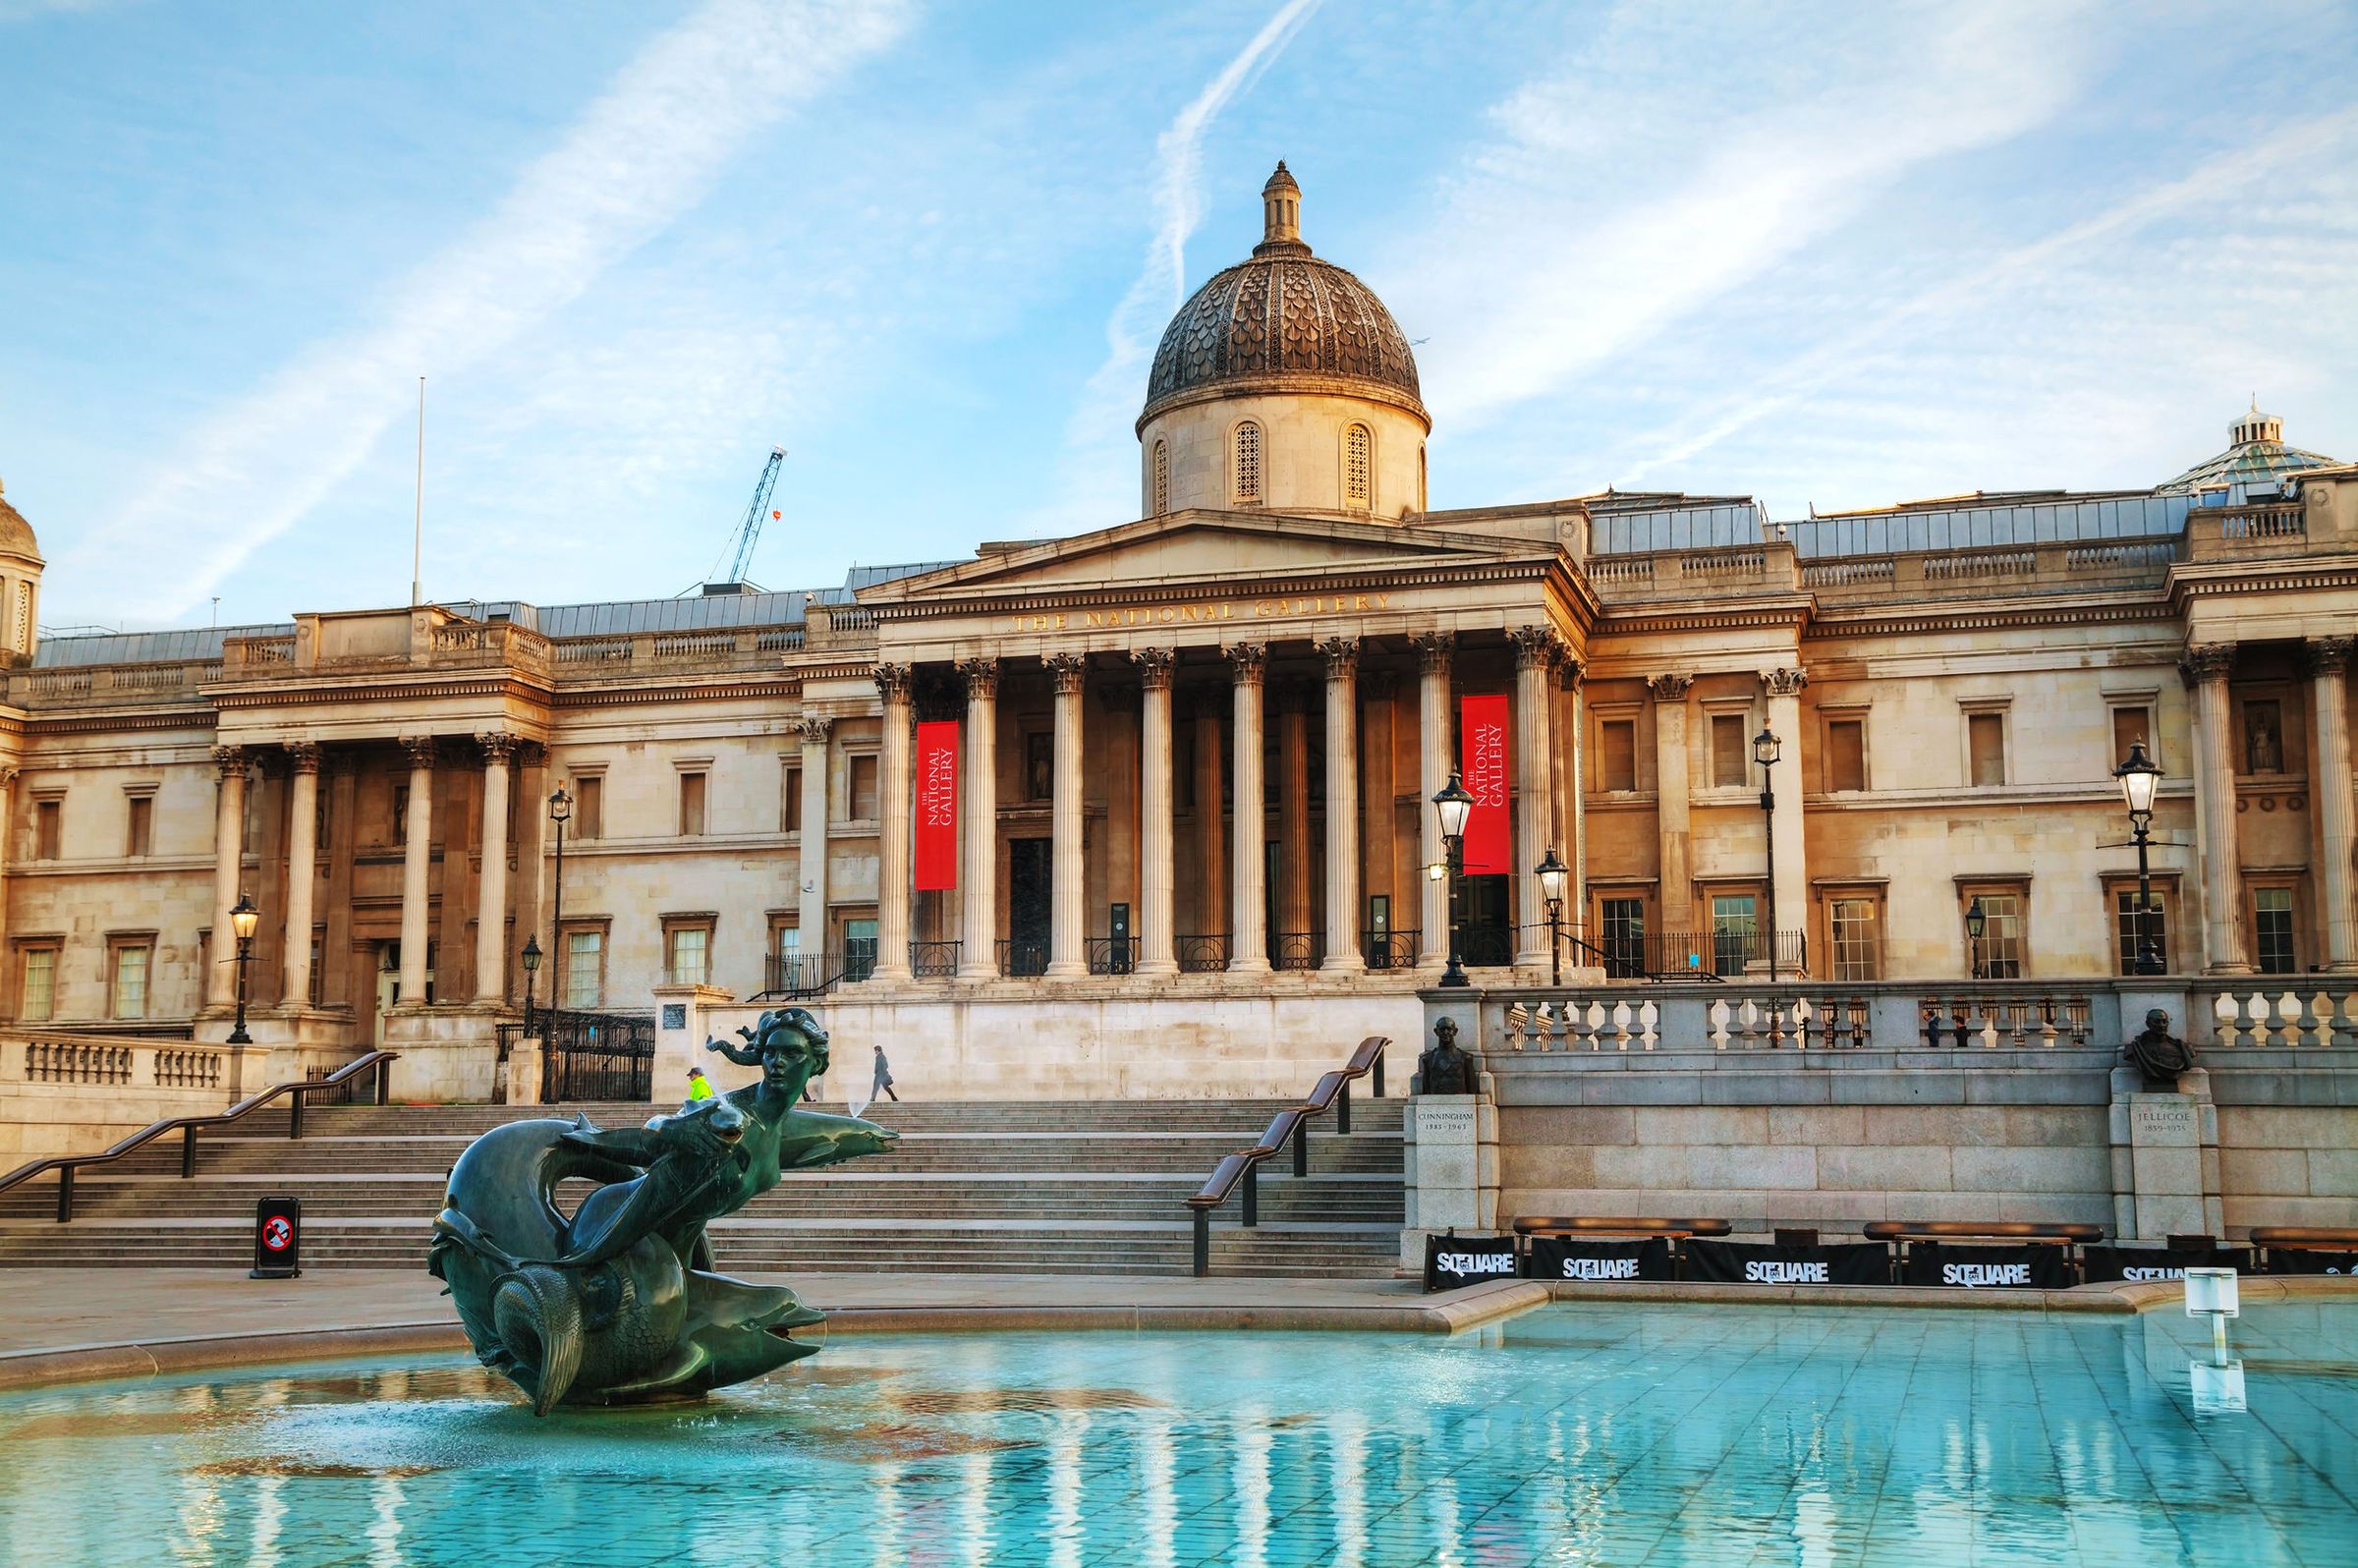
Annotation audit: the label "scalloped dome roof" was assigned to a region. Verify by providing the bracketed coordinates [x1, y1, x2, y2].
[0, 477, 39, 560]
[1141, 163, 1423, 426]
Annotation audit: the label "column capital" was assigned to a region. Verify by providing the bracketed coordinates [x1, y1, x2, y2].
[797, 714, 833, 745]
[2303, 637, 2355, 677]
[2179, 643, 2236, 687]
[213, 745, 250, 779]
[1042, 651, 1088, 695]
[1410, 630, 1455, 673]
[474, 733, 517, 767]
[1647, 672, 1693, 702]
[1131, 646, 1175, 692]
[1760, 667, 1809, 699]
[1509, 625, 1563, 670]
[1318, 636, 1360, 681]
[1222, 642, 1268, 684]
[287, 741, 323, 775]
[957, 657, 1000, 700]
[1558, 656, 1586, 693]
[872, 661, 915, 702]
[0, 765, 18, 791]
[399, 735, 438, 771]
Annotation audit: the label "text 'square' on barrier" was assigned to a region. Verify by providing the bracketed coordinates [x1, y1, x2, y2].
[1424, 1233, 1517, 1293]
[251, 1195, 302, 1279]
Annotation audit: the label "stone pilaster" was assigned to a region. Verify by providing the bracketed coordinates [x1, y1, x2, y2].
[472, 735, 514, 1005]
[397, 736, 435, 1006]
[2181, 644, 2249, 974]
[1319, 637, 1362, 972]
[1278, 680, 1313, 953]
[870, 664, 915, 981]
[1760, 667, 1809, 972]
[1134, 647, 1178, 976]
[1511, 627, 1561, 966]
[281, 743, 322, 1007]
[209, 746, 250, 1008]
[1225, 643, 1270, 973]
[1412, 633, 1454, 970]
[1044, 653, 1089, 977]
[797, 716, 832, 964]
[1649, 674, 1694, 936]
[956, 659, 999, 979]
[2306, 637, 2357, 970]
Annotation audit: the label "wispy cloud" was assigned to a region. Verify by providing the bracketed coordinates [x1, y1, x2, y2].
[64, 0, 910, 621]
[1392, 1, 2102, 432]
[1027, 0, 1322, 532]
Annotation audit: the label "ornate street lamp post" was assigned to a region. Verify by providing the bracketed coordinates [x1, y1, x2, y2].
[1753, 727, 1782, 982]
[520, 933, 542, 1036]
[2114, 740, 2165, 976]
[1433, 773, 1475, 988]
[547, 784, 572, 1013]
[226, 892, 260, 1044]
[1965, 896, 1988, 980]
[1535, 846, 1569, 988]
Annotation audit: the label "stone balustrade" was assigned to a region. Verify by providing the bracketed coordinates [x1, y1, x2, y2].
[6, 661, 225, 707]
[1471, 982, 2122, 1056]
[2197, 985, 2358, 1048]
[9, 1032, 229, 1090]
[1, 1032, 256, 1161]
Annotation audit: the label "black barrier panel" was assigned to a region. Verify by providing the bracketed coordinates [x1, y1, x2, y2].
[252, 1195, 302, 1279]
[1425, 1235, 1519, 1292]
[2266, 1249, 2358, 1275]
[1524, 1236, 1674, 1283]
[2082, 1245, 2254, 1283]
[1900, 1242, 2069, 1290]
[1686, 1240, 1889, 1286]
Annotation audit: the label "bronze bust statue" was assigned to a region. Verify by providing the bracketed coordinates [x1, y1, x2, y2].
[2123, 1007, 2195, 1089]
[1418, 1017, 1476, 1095]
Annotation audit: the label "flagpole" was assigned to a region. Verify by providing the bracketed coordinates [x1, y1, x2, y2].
[411, 376, 425, 607]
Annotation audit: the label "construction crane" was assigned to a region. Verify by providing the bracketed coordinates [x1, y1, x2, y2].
[702, 445, 786, 594]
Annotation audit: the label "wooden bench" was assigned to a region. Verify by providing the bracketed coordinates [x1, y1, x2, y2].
[2248, 1226, 2358, 1269]
[1864, 1220, 2105, 1280]
[1512, 1216, 1733, 1281]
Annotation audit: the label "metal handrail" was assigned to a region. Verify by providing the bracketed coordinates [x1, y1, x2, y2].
[0, 1049, 399, 1222]
[1183, 1035, 1387, 1276]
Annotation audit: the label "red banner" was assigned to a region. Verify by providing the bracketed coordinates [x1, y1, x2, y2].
[1460, 694, 1511, 874]
[914, 720, 959, 891]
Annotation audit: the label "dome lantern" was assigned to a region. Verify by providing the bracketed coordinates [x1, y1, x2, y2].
[1257, 160, 1306, 257]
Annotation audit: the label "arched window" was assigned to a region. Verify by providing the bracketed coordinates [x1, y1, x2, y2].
[1343, 424, 1372, 509]
[1234, 421, 1262, 504]
[1151, 440, 1170, 515]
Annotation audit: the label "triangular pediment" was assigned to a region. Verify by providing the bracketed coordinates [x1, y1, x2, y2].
[862, 509, 1531, 604]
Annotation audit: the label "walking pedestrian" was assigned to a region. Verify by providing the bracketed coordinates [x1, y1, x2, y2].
[871, 1044, 900, 1103]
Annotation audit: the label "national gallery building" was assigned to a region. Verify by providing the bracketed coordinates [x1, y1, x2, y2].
[1, 165, 2354, 1099]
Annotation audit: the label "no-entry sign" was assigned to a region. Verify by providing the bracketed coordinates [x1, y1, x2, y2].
[251, 1195, 303, 1279]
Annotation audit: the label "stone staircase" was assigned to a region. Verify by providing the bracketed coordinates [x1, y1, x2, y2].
[0, 1096, 1406, 1278]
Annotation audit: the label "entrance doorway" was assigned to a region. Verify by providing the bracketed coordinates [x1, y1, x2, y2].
[1462, 875, 1510, 967]
[1008, 838, 1050, 976]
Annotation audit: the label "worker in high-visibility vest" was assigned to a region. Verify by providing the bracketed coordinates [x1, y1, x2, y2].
[685, 1066, 714, 1103]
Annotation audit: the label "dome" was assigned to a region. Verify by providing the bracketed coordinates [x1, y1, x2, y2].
[0, 477, 39, 561]
[1140, 163, 1425, 430]
[2158, 401, 2339, 496]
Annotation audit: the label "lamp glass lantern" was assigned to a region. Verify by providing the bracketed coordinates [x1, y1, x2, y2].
[2114, 740, 2162, 820]
[548, 784, 573, 824]
[1752, 727, 1782, 768]
[229, 892, 261, 942]
[1535, 847, 1570, 915]
[521, 934, 542, 976]
[1433, 772, 1474, 846]
[1964, 896, 1987, 941]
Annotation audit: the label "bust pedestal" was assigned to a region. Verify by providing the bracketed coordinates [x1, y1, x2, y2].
[1399, 1092, 1500, 1271]
[2108, 1066, 2222, 1241]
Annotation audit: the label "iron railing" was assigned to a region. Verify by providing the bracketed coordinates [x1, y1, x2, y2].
[910, 940, 963, 979]
[996, 938, 1049, 978]
[1087, 937, 1135, 976]
[1185, 1035, 1388, 1276]
[1177, 934, 1230, 973]
[1360, 930, 1420, 970]
[1273, 931, 1323, 972]
[540, 1009, 656, 1102]
[0, 1050, 398, 1222]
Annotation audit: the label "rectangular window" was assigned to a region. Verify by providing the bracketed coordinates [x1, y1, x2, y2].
[34, 799, 61, 861]
[1829, 897, 1881, 981]
[1709, 894, 1757, 978]
[2110, 705, 2152, 766]
[2255, 887, 2297, 974]
[2113, 889, 2168, 976]
[20, 945, 57, 1022]
[781, 765, 803, 834]
[1965, 892, 2024, 979]
[1710, 714, 1747, 789]
[1967, 713, 2006, 786]
[679, 771, 706, 837]
[561, 928, 603, 1009]
[1600, 719, 1637, 792]
[575, 775, 603, 841]
[848, 756, 879, 820]
[2242, 700, 2284, 774]
[126, 796, 154, 858]
[110, 943, 150, 1020]
[666, 924, 710, 986]
[1826, 720, 1866, 794]
[1600, 897, 1645, 979]
[842, 917, 879, 982]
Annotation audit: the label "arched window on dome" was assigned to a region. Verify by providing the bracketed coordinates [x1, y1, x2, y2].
[1343, 423, 1372, 510]
[1151, 440, 1170, 516]
[1233, 421, 1263, 505]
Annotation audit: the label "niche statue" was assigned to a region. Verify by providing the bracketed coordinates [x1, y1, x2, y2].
[1418, 1017, 1477, 1095]
[2122, 1007, 2196, 1090]
[429, 1007, 896, 1414]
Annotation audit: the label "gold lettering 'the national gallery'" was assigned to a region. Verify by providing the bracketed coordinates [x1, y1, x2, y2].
[1009, 592, 1393, 635]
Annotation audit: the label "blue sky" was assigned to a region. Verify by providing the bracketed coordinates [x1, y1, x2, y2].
[4, 0, 2356, 632]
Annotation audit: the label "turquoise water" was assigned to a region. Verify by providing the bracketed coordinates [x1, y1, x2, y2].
[2, 1303, 2355, 1567]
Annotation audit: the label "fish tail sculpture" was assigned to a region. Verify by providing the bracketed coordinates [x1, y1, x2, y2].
[430, 1007, 898, 1413]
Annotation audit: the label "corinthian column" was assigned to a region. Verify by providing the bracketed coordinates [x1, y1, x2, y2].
[1135, 647, 1178, 975]
[1044, 653, 1088, 977]
[279, 744, 322, 1007]
[1319, 637, 1363, 972]
[1760, 668, 1809, 973]
[798, 716, 832, 961]
[1650, 673, 1694, 937]
[2307, 637, 2357, 970]
[1511, 626, 1561, 967]
[2182, 644, 2249, 974]
[1226, 644, 1269, 973]
[871, 664, 915, 982]
[1412, 633, 1454, 971]
[397, 736, 435, 1005]
[957, 659, 999, 979]
[472, 735, 514, 1004]
[1194, 692, 1226, 953]
[209, 747, 250, 1007]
